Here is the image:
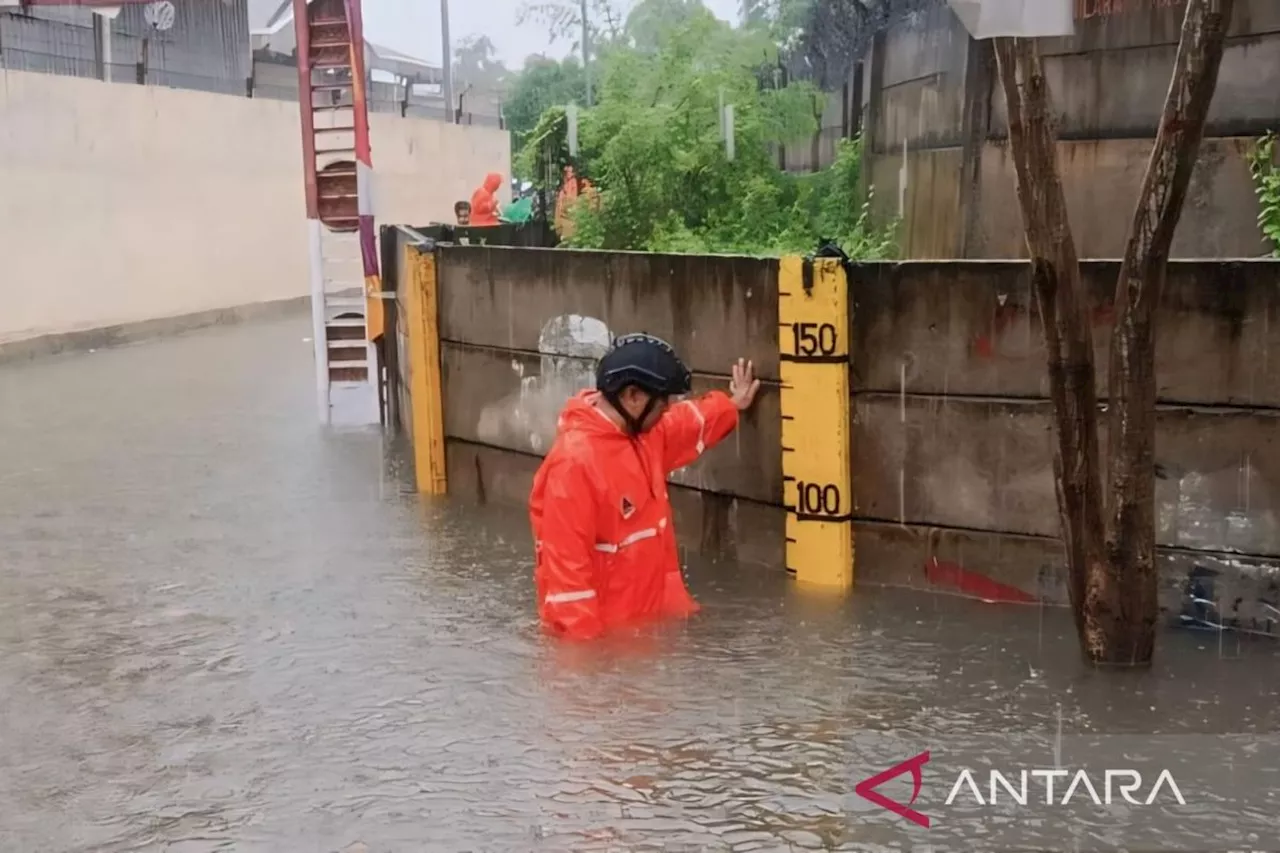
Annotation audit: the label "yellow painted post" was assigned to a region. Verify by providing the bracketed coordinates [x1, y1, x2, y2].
[364, 273, 385, 342]
[401, 243, 448, 495]
[778, 255, 853, 589]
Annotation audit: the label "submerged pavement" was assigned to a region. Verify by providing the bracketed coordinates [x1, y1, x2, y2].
[2, 314, 1279, 852]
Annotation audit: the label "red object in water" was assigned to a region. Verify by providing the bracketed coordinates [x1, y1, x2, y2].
[924, 557, 1037, 604]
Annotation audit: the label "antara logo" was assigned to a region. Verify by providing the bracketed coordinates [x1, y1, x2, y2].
[855, 751, 931, 827]
[856, 751, 1187, 828]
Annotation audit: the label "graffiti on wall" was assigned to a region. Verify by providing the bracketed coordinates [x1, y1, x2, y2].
[474, 315, 724, 492]
[972, 295, 1116, 360]
[1155, 459, 1279, 557]
[924, 557, 1039, 604]
[477, 314, 612, 454]
[1179, 561, 1280, 638]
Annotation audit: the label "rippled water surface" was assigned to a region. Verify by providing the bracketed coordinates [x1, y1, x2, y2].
[2, 315, 1279, 852]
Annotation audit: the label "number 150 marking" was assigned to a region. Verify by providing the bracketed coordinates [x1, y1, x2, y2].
[790, 322, 839, 357]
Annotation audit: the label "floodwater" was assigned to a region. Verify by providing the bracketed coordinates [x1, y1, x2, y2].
[2, 314, 1279, 853]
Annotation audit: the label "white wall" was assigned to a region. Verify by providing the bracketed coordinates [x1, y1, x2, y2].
[0, 70, 510, 343]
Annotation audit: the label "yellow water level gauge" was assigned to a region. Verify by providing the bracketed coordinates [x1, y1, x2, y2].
[778, 255, 854, 589]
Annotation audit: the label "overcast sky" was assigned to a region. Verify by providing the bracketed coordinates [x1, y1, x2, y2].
[363, 0, 743, 69]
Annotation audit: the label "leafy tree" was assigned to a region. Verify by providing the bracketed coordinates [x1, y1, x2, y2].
[795, 0, 933, 88]
[626, 0, 706, 53]
[514, 5, 896, 258]
[1249, 132, 1280, 256]
[741, 0, 813, 45]
[568, 8, 815, 250]
[504, 56, 586, 140]
[517, 0, 627, 51]
[514, 105, 576, 188]
[740, 0, 772, 25]
[453, 34, 508, 91]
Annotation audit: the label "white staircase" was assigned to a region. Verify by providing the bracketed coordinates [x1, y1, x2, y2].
[309, 225, 380, 427]
[293, 0, 381, 428]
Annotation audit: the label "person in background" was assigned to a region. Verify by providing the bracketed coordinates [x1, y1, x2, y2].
[579, 177, 601, 213]
[554, 164, 580, 238]
[529, 334, 761, 641]
[469, 172, 503, 227]
[454, 200, 471, 226]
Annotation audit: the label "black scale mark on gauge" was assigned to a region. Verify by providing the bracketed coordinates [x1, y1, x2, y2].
[780, 321, 846, 364]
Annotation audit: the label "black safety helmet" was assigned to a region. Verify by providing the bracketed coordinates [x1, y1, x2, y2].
[596, 333, 692, 433]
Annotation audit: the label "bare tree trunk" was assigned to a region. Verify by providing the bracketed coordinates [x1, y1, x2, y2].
[993, 0, 1234, 667]
[1101, 0, 1235, 665]
[993, 38, 1107, 654]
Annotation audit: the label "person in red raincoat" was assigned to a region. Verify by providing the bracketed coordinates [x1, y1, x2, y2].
[529, 333, 761, 641]
[469, 172, 503, 227]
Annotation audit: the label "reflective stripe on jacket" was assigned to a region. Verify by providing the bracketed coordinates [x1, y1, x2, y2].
[529, 390, 740, 640]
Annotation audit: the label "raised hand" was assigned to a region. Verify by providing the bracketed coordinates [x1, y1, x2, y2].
[729, 358, 761, 411]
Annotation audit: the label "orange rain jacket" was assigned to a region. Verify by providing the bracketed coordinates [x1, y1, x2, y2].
[469, 172, 503, 226]
[529, 390, 740, 640]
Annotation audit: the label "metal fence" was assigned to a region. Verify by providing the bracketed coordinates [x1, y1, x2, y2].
[0, 46, 504, 127]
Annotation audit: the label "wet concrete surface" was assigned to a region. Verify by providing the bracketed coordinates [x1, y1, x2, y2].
[2, 314, 1280, 852]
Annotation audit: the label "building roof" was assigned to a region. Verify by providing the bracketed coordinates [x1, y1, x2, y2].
[249, 0, 441, 83]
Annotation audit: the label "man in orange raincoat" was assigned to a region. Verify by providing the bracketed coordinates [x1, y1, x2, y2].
[469, 172, 503, 226]
[529, 334, 761, 640]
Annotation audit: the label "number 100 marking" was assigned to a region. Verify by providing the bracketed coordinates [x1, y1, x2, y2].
[796, 480, 842, 516]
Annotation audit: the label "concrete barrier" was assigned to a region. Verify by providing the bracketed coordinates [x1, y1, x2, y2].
[0, 69, 510, 351]
[387, 243, 1280, 634]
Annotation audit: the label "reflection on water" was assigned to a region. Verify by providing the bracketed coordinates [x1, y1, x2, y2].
[2, 316, 1279, 852]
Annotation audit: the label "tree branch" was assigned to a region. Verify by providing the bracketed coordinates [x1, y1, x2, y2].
[993, 37, 1104, 650]
[1103, 0, 1235, 663]
[1117, 0, 1233, 270]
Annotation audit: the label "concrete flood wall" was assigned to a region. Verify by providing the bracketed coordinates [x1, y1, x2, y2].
[862, 0, 1280, 259]
[0, 69, 510, 351]
[433, 246, 787, 570]
[393, 245, 1280, 633]
[850, 260, 1280, 625]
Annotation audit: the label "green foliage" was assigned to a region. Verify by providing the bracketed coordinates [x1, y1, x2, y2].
[513, 105, 575, 189]
[740, 0, 812, 47]
[510, 0, 897, 259]
[626, 0, 707, 53]
[1250, 132, 1280, 257]
[558, 196, 608, 248]
[792, 139, 898, 259]
[504, 56, 586, 142]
